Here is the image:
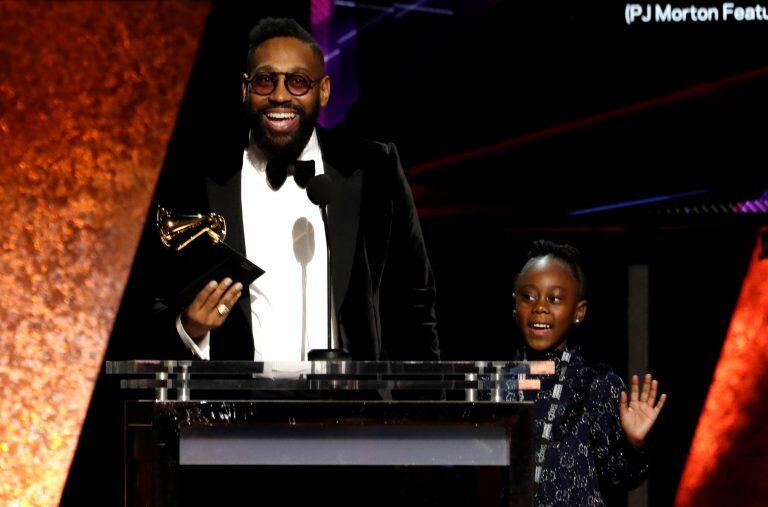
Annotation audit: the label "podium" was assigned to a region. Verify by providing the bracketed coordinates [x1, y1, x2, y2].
[107, 360, 554, 506]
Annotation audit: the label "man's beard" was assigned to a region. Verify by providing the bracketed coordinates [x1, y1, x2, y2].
[247, 105, 319, 161]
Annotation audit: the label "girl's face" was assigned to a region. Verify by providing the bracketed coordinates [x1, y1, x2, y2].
[514, 256, 587, 351]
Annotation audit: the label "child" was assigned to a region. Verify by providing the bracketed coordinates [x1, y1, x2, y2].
[512, 240, 666, 507]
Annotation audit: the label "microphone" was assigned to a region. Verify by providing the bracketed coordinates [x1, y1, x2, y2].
[305, 175, 350, 361]
[306, 174, 332, 206]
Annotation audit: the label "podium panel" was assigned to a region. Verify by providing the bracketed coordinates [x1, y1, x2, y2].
[126, 400, 534, 507]
[110, 360, 553, 506]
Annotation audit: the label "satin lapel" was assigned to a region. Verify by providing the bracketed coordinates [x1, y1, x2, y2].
[206, 171, 252, 332]
[322, 159, 362, 311]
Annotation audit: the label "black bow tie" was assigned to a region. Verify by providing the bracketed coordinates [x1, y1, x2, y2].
[265, 159, 315, 190]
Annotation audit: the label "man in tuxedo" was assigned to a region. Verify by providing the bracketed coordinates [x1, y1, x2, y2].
[152, 17, 439, 362]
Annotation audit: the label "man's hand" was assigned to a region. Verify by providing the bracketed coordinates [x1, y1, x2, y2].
[619, 373, 667, 449]
[181, 278, 243, 339]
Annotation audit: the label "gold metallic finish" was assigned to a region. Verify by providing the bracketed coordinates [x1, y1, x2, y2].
[157, 206, 227, 251]
[0, 1, 210, 504]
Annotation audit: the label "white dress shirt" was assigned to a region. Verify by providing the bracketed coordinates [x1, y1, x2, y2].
[176, 130, 331, 361]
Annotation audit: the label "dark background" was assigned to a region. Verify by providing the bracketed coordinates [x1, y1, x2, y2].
[64, 1, 767, 505]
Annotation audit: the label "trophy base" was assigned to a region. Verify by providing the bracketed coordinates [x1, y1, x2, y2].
[307, 348, 351, 361]
[173, 242, 264, 307]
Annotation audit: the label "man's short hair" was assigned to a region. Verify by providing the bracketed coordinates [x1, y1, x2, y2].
[247, 17, 324, 69]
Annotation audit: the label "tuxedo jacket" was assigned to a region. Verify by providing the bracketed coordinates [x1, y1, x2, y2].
[144, 128, 439, 361]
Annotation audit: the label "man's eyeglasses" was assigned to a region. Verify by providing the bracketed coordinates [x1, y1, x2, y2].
[244, 72, 323, 97]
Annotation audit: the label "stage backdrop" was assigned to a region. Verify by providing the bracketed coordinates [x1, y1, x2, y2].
[0, 2, 209, 504]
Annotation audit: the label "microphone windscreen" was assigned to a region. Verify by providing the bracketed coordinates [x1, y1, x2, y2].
[306, 174, 333, 206]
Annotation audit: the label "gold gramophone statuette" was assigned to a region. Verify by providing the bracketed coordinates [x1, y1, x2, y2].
[156, 207, 227, 252]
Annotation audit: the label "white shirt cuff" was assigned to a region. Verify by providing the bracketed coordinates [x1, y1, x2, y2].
[175, 315, 211, 360]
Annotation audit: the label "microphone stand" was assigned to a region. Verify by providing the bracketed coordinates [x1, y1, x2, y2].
[308, 201, 350, 361]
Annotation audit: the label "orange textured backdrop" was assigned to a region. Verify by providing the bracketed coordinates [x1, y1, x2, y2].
[0, 1, 209, 504]
[676, 227, 768, 507]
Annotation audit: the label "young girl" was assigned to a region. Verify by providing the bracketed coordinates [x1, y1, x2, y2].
[512, 240, 666, 507]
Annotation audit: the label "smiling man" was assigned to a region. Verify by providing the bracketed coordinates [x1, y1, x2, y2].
[245, 34, 327, 161]
[159, 18, 439, 362]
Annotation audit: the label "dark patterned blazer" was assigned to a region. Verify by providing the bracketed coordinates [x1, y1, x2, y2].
[511, 347, 650, 507]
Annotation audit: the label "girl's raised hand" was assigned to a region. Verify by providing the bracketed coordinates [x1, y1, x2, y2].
[619, 374, 666, 448]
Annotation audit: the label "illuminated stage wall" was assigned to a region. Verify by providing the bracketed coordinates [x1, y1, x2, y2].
[676, 228, 768, 507]
[0, 2, 209, 504]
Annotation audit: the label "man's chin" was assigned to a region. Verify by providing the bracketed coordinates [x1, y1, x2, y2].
[251, 124, 314, 160]
[252, 131, 296, 157]
[264, 133, 296, 150]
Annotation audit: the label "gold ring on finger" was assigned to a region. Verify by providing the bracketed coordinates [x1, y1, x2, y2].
[216, 303, 230, 317]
